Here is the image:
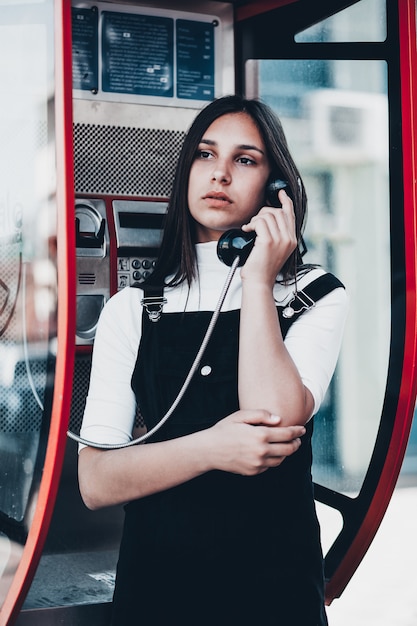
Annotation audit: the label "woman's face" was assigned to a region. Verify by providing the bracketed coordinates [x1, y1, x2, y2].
[188, 112, 271, 242]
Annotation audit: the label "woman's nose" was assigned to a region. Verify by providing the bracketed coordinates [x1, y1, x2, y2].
[211, 162, 231, 184]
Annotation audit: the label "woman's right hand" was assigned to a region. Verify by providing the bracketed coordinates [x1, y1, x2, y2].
[207, 410, 305, 476]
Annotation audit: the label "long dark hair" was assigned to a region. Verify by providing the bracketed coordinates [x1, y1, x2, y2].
[148, 95, 308, 287]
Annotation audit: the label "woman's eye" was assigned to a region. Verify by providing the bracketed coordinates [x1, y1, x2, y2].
[196, 149, 212, 160]
[238, 156, 256, 166]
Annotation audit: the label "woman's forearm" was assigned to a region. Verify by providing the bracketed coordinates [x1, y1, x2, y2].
[238, 281, 314, 425]
[78, 430, 213, 510]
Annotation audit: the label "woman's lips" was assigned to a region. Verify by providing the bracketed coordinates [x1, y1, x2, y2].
[203, 191, 232, 208]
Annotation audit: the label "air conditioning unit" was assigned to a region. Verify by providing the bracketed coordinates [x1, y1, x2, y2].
[306, 89, 388, 164]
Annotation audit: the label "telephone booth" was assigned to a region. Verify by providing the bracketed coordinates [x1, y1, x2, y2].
[0, 1, 416, 624]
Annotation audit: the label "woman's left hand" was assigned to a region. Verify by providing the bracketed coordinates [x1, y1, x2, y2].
[240, 189, 297, 287]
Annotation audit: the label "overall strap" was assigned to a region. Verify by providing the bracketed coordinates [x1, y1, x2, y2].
[279, 273, 345, 338]
[140, 273, 344, 328]
[141, 285, 166, 323]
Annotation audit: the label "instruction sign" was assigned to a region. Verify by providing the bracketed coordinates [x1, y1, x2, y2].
[176, 20, 215, 101]
[71, 2, 219, 105]
[72, 6, 99, 92]
[102, 12, 174, 97]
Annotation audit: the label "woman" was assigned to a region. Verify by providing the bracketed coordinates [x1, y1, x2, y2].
[78, 95, 348, 625]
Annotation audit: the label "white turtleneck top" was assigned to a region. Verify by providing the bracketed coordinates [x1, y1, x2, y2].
[80, 242, 349, 447]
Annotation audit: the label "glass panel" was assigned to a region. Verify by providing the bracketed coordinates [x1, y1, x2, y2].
[247, 59, 389, 495]
[295, 0, 387, 43]
[0, 0, 56, 607]
[315, 502, 344, 555]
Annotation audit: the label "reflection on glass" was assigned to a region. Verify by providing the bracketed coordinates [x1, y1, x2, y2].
[315, 502, 344, 555]
[0, 1, 56, 609]
[0, 533, 23, 607]
[295, 0, 387, 43]
[247, 58, 389, 495]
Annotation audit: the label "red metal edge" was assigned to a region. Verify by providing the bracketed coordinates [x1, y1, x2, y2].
[325, 0, 417, 604]
[0, 0, 75, 623]
[236, 0, 299, 22]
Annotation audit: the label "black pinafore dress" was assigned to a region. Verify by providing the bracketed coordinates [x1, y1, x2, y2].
[111, 274, 342, 626]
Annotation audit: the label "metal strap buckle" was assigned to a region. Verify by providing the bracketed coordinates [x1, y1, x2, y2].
[282, 289, 315, 319]
[140, 296, 167, 323]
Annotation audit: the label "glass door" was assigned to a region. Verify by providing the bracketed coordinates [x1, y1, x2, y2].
[0, 1, 74, 622]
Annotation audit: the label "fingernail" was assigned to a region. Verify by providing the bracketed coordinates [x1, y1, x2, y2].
[270, 414, 281, 423]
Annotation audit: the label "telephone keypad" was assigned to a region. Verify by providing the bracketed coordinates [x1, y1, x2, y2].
[117, 256, 157, 290]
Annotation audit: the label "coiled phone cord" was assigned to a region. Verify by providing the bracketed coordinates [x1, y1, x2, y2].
[67, 255, 241, 449]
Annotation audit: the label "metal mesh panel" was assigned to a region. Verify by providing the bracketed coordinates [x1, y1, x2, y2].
[3, 360, 46, 432]
[0, 359, 46, 433]
[0, 249, 21, 341]
[69, 355, 92, 435]
[73, 123, 186, 197]
[0, 257, 47, 433]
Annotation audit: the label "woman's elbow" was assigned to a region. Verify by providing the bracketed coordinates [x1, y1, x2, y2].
[78, 450, 106, 510]
[78, 473, 102, 510]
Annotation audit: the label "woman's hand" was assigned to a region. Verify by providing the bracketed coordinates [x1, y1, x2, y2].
[206, 409, 305, 476]
[240, 189, 297, 287]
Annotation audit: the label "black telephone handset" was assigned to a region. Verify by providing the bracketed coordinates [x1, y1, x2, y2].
[217, 178, 290, 267]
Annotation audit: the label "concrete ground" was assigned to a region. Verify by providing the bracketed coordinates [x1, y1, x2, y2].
[324, 479, 417, 626]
